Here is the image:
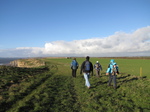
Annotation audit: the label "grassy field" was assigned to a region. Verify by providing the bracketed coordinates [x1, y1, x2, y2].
[47, 57, 150, 78]
[0, 57, 150, 112]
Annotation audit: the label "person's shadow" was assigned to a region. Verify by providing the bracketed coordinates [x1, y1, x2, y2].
[117, 73, 147, 89]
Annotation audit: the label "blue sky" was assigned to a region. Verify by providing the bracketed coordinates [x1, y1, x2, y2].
[0, 0, 150, 57]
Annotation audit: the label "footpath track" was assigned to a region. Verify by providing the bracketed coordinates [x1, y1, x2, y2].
[6, 64, 80, 112]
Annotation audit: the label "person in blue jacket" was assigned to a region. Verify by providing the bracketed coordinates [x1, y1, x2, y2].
[106, 59, 119, 89]
[71, 58, 79, 78]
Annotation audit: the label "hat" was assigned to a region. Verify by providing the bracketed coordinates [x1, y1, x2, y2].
[110, 59, 114, 63]
[96, 61, 99, 63]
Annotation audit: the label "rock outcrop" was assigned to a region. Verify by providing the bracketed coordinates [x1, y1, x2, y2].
[10, 58, 45, 68]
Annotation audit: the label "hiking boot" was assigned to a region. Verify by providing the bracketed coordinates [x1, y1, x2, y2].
[114, 86, 117, 89]
[108, 84, 111, 87]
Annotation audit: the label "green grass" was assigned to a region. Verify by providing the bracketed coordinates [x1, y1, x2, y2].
[47, 57, 150, 78]
[0, 57, 150, 112]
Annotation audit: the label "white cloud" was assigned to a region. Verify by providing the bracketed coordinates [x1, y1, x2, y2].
[0, 26, 150, 57]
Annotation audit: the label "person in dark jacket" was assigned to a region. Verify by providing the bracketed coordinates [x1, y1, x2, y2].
[80, 56, 93, 89]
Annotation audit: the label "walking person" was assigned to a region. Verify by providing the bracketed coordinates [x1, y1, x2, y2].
[70, 58, 79, 78]
[80, 56, 93, 89]
[94, 61, 102, 77]
[106, 59, 119, 89]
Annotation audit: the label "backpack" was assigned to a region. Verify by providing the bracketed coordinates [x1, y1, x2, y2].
[84, 61, 90, 71]
[72, 60, 78, 69]
[95, 63, 100, 69]
[112, 64, 118, 75]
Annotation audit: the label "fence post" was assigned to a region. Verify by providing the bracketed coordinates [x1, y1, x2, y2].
[140, 67, 142, 77]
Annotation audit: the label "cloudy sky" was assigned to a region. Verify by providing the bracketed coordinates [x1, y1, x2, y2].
[0, 0, 150, 57]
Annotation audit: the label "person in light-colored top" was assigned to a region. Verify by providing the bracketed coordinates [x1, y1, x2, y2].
[106, 59, 119, 89]
[94, 61, 102, 77]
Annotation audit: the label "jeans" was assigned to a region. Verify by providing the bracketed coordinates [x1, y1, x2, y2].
[108, 73, 117, 88]
[83, 73, 90, 87]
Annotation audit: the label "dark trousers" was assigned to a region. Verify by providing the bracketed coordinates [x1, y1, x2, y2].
[108, 74, 117, 88]
[72, 69, 77, 77]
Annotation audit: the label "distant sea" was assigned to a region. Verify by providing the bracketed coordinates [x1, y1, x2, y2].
[0, 58, 22, 65]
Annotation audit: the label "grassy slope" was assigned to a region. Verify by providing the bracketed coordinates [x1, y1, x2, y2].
[0, 57, 150, 112]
